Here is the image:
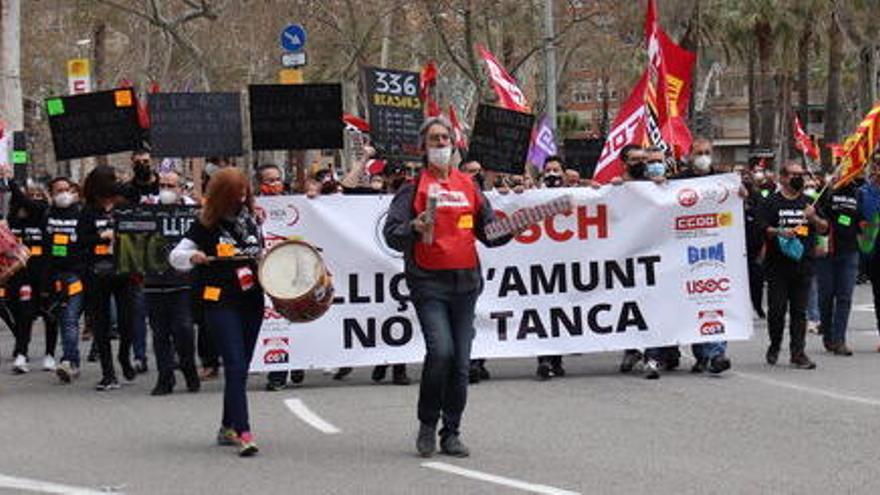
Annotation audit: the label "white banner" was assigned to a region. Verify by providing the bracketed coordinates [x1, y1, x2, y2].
[249, 174, 752, 371]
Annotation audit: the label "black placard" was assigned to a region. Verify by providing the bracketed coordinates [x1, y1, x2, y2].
[248, 84, 343, 150]
[149, 93, 243, 158]
[115, 205, 199, 286]
[466, 104, 534, 174]
[363, 66, 422, 160]
[563, 138, 604, 178]
[12, 131, 27, 183]
[45, 88, 142, 161]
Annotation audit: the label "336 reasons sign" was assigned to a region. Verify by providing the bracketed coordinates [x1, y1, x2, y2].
[249, 174, 752, 371]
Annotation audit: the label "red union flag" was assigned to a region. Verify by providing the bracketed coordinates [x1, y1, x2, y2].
[476, 43, 529, 113]
[593, 0, 694, 183]
[793, 114, 819, 160]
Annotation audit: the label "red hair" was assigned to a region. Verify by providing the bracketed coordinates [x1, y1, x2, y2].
[200, 168, 255, 228]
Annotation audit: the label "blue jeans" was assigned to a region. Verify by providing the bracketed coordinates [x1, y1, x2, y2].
[54, 272, 84, 367]
[205, 291, 263, 434]
[131, 285, 148, 362]
[147, 290, 195, 375]
[806, 275, 819, 322]
[691, 341, 727, 362]
[815, 251, 860, 345]
[413, 289, 478, 438]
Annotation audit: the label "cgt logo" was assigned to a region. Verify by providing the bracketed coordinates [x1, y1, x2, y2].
[698, 310, 726, 335]
[262, 336, 290, 364]
[675, 212, 733, 231]
[686, 277, 730, 295]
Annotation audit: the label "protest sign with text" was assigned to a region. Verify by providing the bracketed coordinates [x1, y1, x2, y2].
[250, 174, 752, 371]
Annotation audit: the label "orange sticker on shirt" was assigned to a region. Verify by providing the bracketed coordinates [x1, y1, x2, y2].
[30, 246, 43, 256]
[53, 234, 69, 245]
[95, 245, 111, 255]
[114, 89, 133, 107]
[203, 286, 221, 301]
[457, 214, 474, 229]
[216, 243, 236, 258]
[795, 225, 809, 237]
[68, 280, 83, 296]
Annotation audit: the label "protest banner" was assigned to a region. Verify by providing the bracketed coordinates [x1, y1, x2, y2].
[115, 205, 199, 286]
[466, 104, 535, 175]
[248, 83, 343, 151]
[250, 173, 752, 371]
[149, 93, 243, 158]
[363, 66, 422, 161]
[45, 88, 142, 161]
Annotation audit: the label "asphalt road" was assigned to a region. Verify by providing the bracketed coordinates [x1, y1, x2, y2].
[2, 285, 880, 494]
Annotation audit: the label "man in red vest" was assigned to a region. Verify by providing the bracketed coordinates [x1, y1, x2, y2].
[384, 116, 512, 458]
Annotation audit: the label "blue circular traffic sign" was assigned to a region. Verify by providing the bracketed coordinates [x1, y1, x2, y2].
[280, 24, 307, 53]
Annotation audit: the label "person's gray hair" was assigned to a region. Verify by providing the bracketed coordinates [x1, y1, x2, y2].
[418, 115, 454, 149]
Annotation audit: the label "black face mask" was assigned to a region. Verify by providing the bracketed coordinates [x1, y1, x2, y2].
[320, 180, 339, 195]
[473, 173, 486, 191]
[789, 176, 805, 192]
[628, 162, 646, 179]
[543, 174, 563, 188]
[134, 163, 152, 181]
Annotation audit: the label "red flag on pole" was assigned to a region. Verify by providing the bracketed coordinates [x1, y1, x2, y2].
[793, 114, 819, 160]
[475, 43, 529, 113]
[420, 61, 441, 117]
[448, 105, 467, 150]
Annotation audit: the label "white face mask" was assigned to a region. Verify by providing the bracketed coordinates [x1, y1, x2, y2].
[427, 146, 453, 167]
[158, 189, 179, 205]
[693, 154, 712, 172]
[53, 192, 74, 208]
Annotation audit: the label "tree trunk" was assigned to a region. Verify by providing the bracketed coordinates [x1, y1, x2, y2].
[747, 42, 758, 149]
[797, 22, 811, 128]
[858, 45, 878, 115]
[755, 21, 776, 152]
[93, 22, 109, 167]
[777, 72, 792, 164]
[825, 9, 843, 145]
[0, 0, 23, 132]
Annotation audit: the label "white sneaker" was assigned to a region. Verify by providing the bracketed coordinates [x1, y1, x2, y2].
[42, 355, 56, 371]
[12, 355, 29, 374]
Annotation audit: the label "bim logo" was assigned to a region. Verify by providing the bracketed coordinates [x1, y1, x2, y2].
[687, 242, 725, 267]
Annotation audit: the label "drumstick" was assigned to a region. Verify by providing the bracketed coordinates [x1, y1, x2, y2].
[205, 255, 258, 263]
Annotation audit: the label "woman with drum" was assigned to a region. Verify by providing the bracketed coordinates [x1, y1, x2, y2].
[170, 168, 263, 457]
[383, 116, 513, 458]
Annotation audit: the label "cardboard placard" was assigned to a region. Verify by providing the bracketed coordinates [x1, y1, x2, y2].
[149, 93, 243, 158]
[563, 138, 604, 178]
[248, 84, 343, 151]
[363, 66, 422, 160]
[115, 205, 198, 286]
[45, 88, 142, 161]
[466, 104, 534, 174]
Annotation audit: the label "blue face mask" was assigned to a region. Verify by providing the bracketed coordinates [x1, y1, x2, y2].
[646, 161, 666, 178]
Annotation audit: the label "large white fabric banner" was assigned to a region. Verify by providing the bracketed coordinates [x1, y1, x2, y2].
[249, 173, 752, 371]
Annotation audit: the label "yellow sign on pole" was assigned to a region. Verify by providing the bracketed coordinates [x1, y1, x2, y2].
[279, 69, 304, 85]
[67, 59, 90, 78]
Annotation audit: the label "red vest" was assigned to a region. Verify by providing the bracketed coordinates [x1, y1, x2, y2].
[412, 168, 481, 270]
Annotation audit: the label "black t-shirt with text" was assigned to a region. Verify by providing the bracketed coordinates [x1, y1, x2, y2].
[759, 191, 820, 268]
[818, 183, 861, 254]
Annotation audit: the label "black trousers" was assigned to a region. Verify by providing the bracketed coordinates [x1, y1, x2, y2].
[192, 295, 220, 368]
[869, 257, 880, 334]
[766, 263, 811, 356]
[147, 290, 196, 376]
[4, 271, 57, 358]
[88, 274, 134, 380]
[748, 259, 765, 314]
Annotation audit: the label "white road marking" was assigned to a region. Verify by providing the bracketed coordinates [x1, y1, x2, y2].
[0, 474, 119, 494]
[284, 398, 341, 434]
[852, 303, 875, 313]
[422, 461, 581, 495]
[736, 372, 880, 407]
